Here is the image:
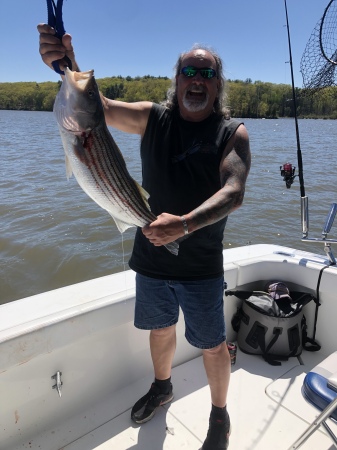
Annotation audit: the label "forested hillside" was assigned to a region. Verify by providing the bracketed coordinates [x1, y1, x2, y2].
[1, 75, 336, 119]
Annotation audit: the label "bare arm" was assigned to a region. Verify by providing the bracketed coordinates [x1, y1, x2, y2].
[187, 124, 251, 231]
[143, 124, 251, 245]
[101, 98, 152, 136]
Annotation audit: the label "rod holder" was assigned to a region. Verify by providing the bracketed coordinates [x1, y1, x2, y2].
[322, 203, 337, 238]
[301, 200, 337, 265]
[301, 196, 309, 238]
[324, 243, 336, 265]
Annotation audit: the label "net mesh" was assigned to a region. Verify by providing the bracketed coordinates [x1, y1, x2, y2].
[301, 0, 337, 93]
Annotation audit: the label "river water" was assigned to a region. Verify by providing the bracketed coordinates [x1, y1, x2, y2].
[1, 110, 336, 304]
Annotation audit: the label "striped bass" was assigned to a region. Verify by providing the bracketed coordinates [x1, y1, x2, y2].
[53, 67, 179, 255]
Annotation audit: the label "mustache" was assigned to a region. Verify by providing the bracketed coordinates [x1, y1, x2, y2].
[186, 84, 206, 93]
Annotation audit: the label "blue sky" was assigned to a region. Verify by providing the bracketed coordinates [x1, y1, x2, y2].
[0, 0, 330, 86]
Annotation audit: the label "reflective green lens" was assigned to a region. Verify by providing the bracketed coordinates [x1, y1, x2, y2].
[181, 66, 217, 79]
[200, 69, 215, 79]
[183, 67, 197, 77]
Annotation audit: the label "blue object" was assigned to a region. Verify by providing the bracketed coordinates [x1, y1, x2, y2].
[46, 0, 72, 74]
[302, 371, 337, 421]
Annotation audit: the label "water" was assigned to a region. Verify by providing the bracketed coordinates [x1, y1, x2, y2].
[1, 111, 336, 304]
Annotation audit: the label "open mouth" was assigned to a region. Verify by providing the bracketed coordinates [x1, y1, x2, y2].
[182, 93, 209, 113]
[185, 86, 206, 102]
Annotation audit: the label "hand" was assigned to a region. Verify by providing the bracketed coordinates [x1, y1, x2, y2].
[142, 213, 186, 246]
[37, 23, 78, 73]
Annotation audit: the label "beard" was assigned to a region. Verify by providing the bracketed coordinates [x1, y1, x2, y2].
[182, 85, 210, 112]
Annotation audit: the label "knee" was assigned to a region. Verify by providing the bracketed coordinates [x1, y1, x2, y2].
[150, 325, 176, 339]
[203, 342, 230, 358]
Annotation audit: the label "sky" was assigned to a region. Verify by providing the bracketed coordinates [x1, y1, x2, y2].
[0, 0, 331, 87]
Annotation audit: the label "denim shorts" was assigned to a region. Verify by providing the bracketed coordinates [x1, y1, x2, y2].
[134, 273, 227, 349]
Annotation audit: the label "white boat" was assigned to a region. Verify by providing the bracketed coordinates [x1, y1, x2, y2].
[3, 4, 337, 447]
[1, 242, 337, 450]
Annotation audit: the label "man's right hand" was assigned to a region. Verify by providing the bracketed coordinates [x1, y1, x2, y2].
[37, 23, 79, 73]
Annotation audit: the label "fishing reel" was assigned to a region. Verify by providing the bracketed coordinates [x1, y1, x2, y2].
[280, 162, 296, 189]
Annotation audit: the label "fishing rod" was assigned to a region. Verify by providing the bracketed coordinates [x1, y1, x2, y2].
[283, 0, 337, 266]
[283, 0, 337, 351]
[282, 0, 309, 238]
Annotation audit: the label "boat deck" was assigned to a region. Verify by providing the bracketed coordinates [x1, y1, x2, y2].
[4, 245, 337, 450]
[25, 348, 336, 450]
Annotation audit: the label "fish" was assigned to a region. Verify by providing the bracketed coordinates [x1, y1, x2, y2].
[53, 67, 179, 255]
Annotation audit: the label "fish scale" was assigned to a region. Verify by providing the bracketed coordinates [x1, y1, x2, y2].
[87, 126, 155, 225]
[53, 67, 179, 255]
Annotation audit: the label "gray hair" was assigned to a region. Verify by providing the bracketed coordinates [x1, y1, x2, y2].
[163, 44, 229, 116]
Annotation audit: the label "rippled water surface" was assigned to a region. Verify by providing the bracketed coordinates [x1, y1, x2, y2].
[1, 111, 336, 304]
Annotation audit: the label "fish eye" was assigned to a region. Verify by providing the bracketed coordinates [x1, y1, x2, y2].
[87, 90, 95, 99]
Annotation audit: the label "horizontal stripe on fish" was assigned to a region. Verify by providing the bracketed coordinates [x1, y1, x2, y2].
[53, 67, 179, 255]
[84, 128, 155, 226]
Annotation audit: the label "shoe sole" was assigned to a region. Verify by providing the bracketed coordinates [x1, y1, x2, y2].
[132, 393, 174, 424]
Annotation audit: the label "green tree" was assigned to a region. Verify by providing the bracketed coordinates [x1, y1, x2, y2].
[1, 76, 337, 117]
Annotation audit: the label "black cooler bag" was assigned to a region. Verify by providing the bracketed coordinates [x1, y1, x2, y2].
[228, 284, 318, 365]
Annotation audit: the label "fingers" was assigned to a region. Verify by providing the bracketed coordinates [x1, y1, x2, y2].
[37, 23, 77, 72]
[142, 215, 184, 246]
[38, 23, 63, 69]
[62, 34, 73, 51]
[62, 34, 78, 71]
[142, 224, 152, 235]
[37, 23, 55, 35]
[142, 224, 160, 245]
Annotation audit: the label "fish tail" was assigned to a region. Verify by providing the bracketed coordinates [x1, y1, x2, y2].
[164, 240, 179, 256]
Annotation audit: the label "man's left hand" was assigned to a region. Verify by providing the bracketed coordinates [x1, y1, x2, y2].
[142, 213, 186, 246]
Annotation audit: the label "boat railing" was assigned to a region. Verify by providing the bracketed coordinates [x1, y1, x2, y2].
[301, 199, 337, 265]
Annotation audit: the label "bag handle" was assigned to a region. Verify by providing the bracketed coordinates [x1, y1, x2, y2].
[256, 326, 289, 366]
[301, 316, 321, 352]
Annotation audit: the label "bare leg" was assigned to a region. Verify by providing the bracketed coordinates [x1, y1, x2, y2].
[202, 341, 231, 407]
[150, 324, 176, 380]
[201, 342, 231, 449]
[131, 325, 176, 424]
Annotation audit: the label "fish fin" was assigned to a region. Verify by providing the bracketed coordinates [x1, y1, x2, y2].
[176, 233, 191, 243]
[164, 241, 179, 256]
[135, 181, 151, 208]
[164, 233, 193, 255]
[110, 215, 134, 233]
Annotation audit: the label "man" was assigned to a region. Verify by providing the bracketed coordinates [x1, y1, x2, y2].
[38, 24, 251, 449]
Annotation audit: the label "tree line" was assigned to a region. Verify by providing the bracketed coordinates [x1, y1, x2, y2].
[1, 75, 337, 119]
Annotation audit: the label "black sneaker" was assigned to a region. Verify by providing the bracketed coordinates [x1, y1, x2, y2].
[131, 382, 174, 424]
[201, 412, 231, 450]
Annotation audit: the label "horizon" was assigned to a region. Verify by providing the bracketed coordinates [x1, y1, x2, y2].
[0, 75, 297, 86]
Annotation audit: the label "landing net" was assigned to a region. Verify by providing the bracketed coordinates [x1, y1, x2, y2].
[301, 0, 337, 93]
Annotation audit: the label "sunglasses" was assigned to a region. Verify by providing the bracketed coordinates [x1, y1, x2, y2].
[180, 66, 217, 79]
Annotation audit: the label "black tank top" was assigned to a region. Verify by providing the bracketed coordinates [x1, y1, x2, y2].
[128, 103, 243, 280]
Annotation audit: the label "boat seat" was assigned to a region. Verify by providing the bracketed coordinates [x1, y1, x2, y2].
[289, 351, 337, 449]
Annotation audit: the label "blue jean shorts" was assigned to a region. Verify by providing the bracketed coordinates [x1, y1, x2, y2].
[134, 273, 227, 349]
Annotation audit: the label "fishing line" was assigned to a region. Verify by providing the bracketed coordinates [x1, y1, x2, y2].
[119, 232, 129, 304]
[121, 232, 128, 277]
[121, 232, 134, 303]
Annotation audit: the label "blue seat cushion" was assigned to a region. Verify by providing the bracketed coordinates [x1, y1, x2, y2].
[302, 372, 337, 421]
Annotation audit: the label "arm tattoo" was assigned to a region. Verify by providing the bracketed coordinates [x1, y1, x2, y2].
[190, 126, 251, 230]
